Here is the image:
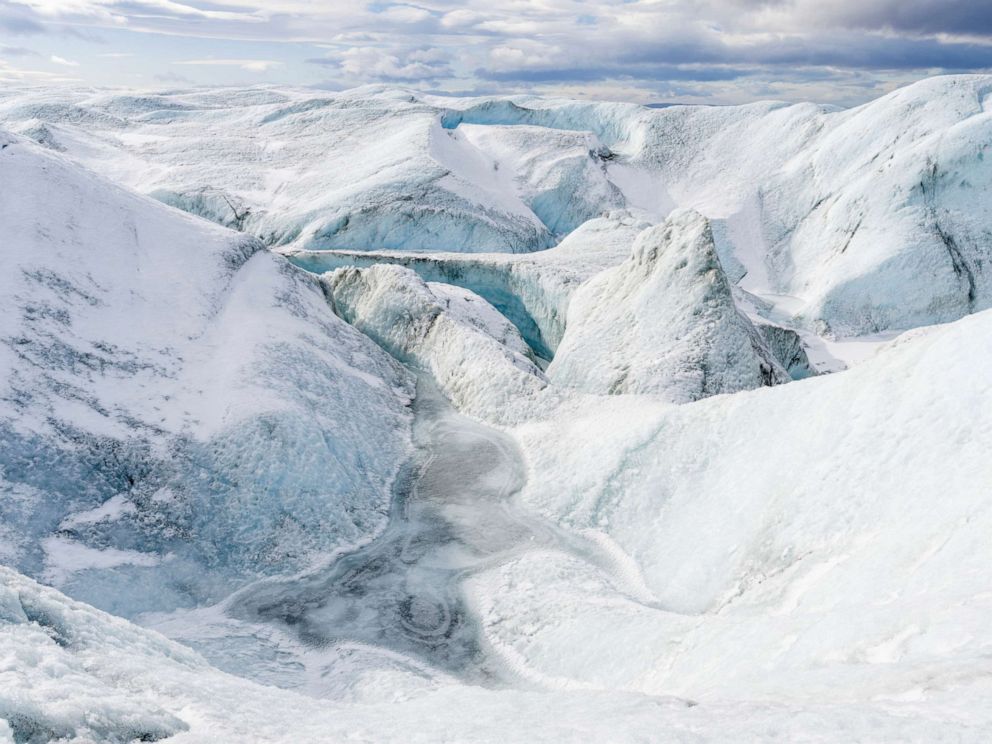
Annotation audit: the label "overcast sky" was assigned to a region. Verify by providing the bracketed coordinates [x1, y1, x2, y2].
[2, 0, 991, 105]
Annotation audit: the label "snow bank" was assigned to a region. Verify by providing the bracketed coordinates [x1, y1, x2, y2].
[0, 131, 413, 617]
[548, 210, 788, 399]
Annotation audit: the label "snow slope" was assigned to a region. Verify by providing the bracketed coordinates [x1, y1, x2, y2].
[324, 264, 548, 423]
[0, 129, 413, 617]
[481, 307, 992, 711]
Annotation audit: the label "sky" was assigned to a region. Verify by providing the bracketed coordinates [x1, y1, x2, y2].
[1, 0, 991, 106]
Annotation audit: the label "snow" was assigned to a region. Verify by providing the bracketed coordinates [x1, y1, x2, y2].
[5, 76, 991, 346]
[59, 495, 136, 529]
[288, 210, 651, 360]
[492, 308, 992, 712]
[4, 563, 989, 742]
[41, 537, 161, 588]
[0, 87, 557, 254]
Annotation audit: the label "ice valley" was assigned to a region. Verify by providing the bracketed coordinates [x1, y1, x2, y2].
[1, 75, 992, 742]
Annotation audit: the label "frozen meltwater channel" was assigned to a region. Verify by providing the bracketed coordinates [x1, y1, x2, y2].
[224, 376, 571, 688]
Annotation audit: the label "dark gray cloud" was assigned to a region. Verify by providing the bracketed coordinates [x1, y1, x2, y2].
[478, 64, 755, 84]
[800, 0, 992, 36]
[616, 33, 992, 71]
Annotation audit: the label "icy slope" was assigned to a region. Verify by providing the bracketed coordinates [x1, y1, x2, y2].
[480, 307, 992, 707]
[0, 130, 413, 617]
[289, 211, 650, 360]
[324, 265, 548, 422]
[455, 122, 625, 235]
[548, 210, 788, 399]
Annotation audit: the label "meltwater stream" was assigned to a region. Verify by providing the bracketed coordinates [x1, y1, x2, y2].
[214, 375, 650, 693]
[227, 376, 554, 685]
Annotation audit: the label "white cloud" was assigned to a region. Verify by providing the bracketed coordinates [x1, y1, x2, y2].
[49, 54, 78, 66]
[175, 58, 283, 72]
[0, 58, 79, 82]
[377, 4, 432, 24]
[309, 45, 450, 82]
[440, 9, 485, 29]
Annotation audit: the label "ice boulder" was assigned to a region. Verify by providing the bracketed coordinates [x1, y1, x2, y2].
[548, 210, 788, 400]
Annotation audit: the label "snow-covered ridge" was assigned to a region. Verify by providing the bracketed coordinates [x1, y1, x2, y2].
[324, 265, 548, 424]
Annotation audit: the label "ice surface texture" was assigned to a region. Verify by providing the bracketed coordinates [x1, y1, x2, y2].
[324, 264, 547, 424]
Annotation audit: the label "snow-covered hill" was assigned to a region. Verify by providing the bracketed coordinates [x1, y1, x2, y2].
[493, 305, 992, 708]
[547, 209, 789, 399]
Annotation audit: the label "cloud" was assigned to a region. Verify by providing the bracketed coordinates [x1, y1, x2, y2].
[479, 64, 755, 84]
[372, 4, 434, 25]
[175, 58, 283, 71]
[50, 54, 79, 66]
[0, 5, 46, 35]
[154, 70, 193, 83]
[0, 58, 80, 82]
[0, 44, 40, 57]
[307, 45, 451, 82]
[3, 0, 992, 104]
[722, 0, 992, 37]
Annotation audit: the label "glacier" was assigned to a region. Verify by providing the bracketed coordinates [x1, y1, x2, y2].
[2, 74, 992, 742]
